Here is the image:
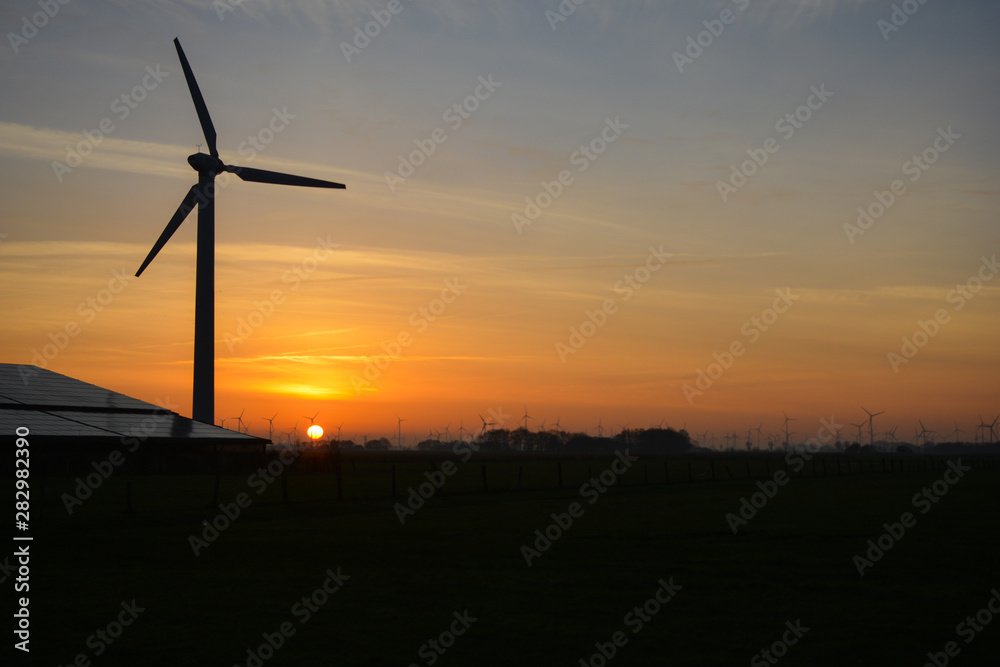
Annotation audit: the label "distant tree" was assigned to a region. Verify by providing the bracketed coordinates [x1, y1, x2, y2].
[365, 437, 391, 450]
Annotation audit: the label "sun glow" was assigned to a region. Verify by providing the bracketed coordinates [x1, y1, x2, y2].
[307, 424, 324, 440]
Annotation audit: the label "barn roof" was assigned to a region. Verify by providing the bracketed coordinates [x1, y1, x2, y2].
[0, 363, 265, 447]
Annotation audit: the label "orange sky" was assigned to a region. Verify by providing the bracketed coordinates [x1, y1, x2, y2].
[1, 1, 998, 443]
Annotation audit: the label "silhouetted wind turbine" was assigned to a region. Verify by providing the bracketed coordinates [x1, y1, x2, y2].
[916, 420, 933, 447]
[850, 421, 865, 445]
[782, 412, 795, 448]
[135, 39, 346, 424]
[862, 407, 884, 447]
[395, 414, 406, 448]
[232, 408, 247, 434]
[261, 412, 277, 442]
[478, 413, 494, 435]
[303, 412, 320, 425]
[521, 405, 532, 431]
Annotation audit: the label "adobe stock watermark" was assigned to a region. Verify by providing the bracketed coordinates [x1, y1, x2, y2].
[922, 588, 1000, 667]
[545, 0, 589, 31]
[725, 417, 841, 534]
[393, 438, 481, 524]
[6, 0, 72, 55]
[511, 116, 628, 234]
[556, 245, 671, 363]
[351, 278, 468, 393]
[51, 65, 170, 182]
[878, 0, 932, 42]
[385, 75, 502, 192]
[750, 620, 810, 667]
[56, 600, 145, 664]
[60, 398, 179, 515]
[578, 577, 682, 667]
[223, 236, 340, 351]
[717, 84, 833, 202]
[339, 0, 413, 63]
[853, 458, 970, 576]
[844, 126, 960, 244]
[887, 255, 996, 372]
[233, 567, 349, 667]
[20, 268, 136, 385]
[521, 449, 637, 567]
[162, 106, 298, 230]
[188, 448, 300, 556]
[672, 0, 752, 74]
[407, 611, 477, 667]
[682, 288, 798, 405]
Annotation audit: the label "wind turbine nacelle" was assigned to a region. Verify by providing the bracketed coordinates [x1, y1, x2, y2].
[188, 152, 225, 173]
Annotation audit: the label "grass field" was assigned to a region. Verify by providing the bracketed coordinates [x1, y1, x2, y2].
[21, 452, 1000, 666]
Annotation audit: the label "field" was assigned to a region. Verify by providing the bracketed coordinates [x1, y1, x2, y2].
[22, 451, 1000, 666]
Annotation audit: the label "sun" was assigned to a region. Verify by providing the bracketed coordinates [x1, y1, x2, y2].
[307, 424, 324, 440]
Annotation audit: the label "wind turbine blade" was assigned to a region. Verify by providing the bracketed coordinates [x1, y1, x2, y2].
[226, 165, 346, 189]
[174, 38, 218, 157]
[136, 184, 200, 276]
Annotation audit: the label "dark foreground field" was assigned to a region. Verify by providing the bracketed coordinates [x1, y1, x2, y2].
[18, 453, 1000, 666]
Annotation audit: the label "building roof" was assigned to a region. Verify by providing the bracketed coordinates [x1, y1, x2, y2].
[0, 363, 266, 447]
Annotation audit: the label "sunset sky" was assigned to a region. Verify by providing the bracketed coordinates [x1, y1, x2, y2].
[1, 0, 998, 443]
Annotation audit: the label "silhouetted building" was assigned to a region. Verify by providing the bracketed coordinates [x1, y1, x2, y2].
[0, 363, 266, 473]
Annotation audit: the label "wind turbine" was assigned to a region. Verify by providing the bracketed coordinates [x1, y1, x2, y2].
[990, 416, 1000, 445]
[885, 426, 897, 444]
[850, 422, 865, 445]
[782, 412, 795, 449]
[753, 423, 763, 450]
[916, 421, 933, 447]
[862, 407, 884, 447]
[395, 414, 406, 448]
[478, 413, 494, 435]
[260, 412, 277, 442]
[553, 417, 562, 432]
[231, 408, 247, 434]
[521, 405, 532, 431]
[134, 39, 346, 424]
[595, 417, 604, 438]
[303, 412, 320, 425]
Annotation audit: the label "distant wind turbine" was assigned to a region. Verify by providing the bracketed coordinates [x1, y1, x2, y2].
[478, 413, 494, 435]
[850, 422, 865, 445]
[862, 407, 884, 447]
[261, 412, 277, 442]
[395, 414, 406, 448]
[134, 39, 346, 425]
[782, 412, 795, 449]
